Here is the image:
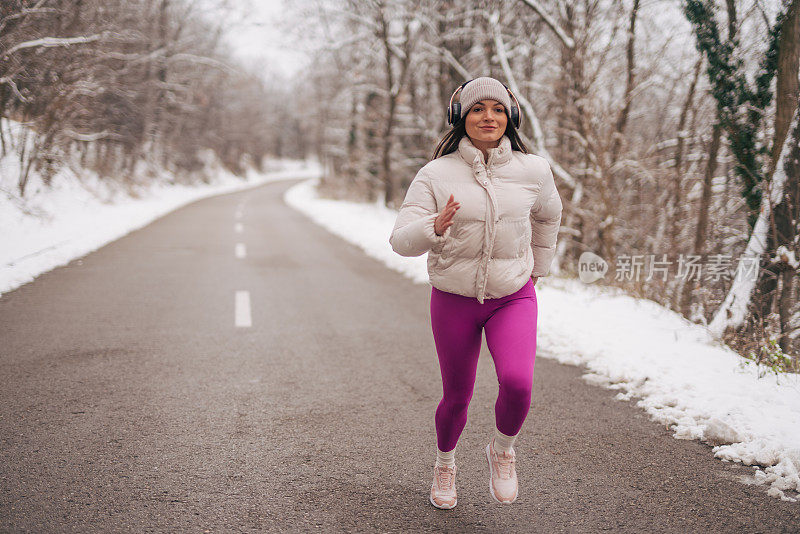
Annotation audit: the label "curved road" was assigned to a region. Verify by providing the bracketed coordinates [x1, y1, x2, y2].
[0, 179, 797, 532]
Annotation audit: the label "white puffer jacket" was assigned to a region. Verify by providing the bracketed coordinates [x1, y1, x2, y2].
[389, 135, 562, 303]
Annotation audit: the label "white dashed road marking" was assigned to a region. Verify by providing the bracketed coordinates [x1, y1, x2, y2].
[235, 291, 252, 328]
[234, 202, 250, 327]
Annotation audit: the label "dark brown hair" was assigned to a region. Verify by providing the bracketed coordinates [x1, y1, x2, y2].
[432, 109, 529, 160]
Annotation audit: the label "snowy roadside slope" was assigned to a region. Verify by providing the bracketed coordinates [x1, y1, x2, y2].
[285, 177, 800, 503]
[0, 127, 322, 296]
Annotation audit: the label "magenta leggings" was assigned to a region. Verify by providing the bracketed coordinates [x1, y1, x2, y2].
[430, 279, 538, 452]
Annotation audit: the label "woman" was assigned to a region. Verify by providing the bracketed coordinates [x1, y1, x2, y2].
[389, 77, 563, 509]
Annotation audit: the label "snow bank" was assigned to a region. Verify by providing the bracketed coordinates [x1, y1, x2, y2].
[0, 119, 322, 297]
[285, 177, 800, 503]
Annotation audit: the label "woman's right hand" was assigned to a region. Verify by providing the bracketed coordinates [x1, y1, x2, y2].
[435, 194, 460, 236]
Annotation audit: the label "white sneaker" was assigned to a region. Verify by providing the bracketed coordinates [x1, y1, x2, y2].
[430, 465, 457, 509]
[486, 438, 518, 504]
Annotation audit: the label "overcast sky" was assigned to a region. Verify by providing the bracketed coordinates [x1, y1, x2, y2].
[205, 0, 309, 80]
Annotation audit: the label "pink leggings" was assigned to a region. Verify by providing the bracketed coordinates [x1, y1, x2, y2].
[430, 279, 538, 452]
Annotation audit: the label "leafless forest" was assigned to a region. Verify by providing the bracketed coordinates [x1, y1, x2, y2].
[0, 0, 306, 192]
[2, 0, 799, 371]
[296, 0, 800, 371]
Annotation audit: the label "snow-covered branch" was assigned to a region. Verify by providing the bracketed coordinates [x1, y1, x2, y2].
[95, 47, 167, 65]
[60, 129, 122, 142]
[772, 245, 799, 269]
[0, 5, 58, 34]
[320, 33, 374, 55]
[420, 41, 471, 80]
[0, 76, 29, 103]
[3, 33, 108, 57]
[323, 6, 381, 32]
[168, 53, 237, 74]
[518, 0, 575, 49]
[97, 46, 236, 74]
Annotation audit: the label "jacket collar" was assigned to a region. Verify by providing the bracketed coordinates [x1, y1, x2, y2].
[457, 135, 513, 168]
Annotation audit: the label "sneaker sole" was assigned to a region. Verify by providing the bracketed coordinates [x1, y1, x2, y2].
[429, 492, 457, 510]
[485, 443, 518, 504]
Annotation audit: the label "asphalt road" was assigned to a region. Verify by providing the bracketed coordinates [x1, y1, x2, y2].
[1, 179, 798, 533]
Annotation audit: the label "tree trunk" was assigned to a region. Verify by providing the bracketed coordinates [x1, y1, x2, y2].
[769, 0, 800, 175]
[680, 121, 721, 316]
[379, 6, 396, 208]
[669, 57, 703, 253]
[610, 0, 639, 162]
[752, 0, 800, 327]
[778, 269, 795, 353]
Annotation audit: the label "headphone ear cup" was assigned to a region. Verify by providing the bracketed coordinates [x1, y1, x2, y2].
[449, 102, 461, 125]
[510, 105, 520, 128]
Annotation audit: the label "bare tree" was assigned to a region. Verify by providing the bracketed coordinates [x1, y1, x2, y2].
[1, 0, 286, 195]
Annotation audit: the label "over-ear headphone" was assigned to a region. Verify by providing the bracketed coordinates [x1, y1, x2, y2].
[446, 79, 522, 129]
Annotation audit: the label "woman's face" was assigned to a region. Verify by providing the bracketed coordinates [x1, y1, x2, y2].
[464, 99, 507, 147]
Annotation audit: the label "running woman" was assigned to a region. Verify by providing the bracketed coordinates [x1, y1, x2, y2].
[389, 77, 563, 508]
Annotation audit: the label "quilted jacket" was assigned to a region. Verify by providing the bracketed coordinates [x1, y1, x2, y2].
[389, 135, 562, 303]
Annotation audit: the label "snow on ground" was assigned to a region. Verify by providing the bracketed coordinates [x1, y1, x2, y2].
[285, 177, 800, 503]
[0, 121, 322, 296]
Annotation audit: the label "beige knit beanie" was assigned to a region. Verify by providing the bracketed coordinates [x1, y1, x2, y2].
[458, 77, 511, 119]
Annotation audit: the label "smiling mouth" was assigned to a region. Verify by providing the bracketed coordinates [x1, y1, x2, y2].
[479, 126, 496, 130]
